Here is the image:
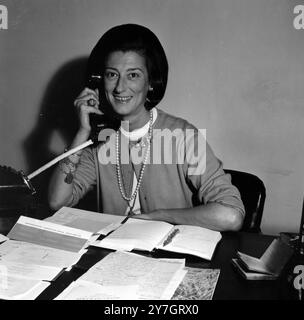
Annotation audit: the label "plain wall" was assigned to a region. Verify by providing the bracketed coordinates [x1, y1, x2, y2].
[1, 0, 304, 235]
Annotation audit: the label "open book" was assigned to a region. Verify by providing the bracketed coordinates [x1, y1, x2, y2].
[92, 218, 222, 260]
[231, 238, 294, 280]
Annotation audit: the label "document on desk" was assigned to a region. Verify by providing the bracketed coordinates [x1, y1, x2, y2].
[55, 282, 139, 300]
[45, 206, 126, 235]
[0, 260, 61, 281]
[157, 225, 222, 260]
[93, 219, 174, 252]
[0, 274, 50, 300]
[0, 240, 83, 269]
[92, 219, 222, 260]
[74, 251, 186, 300]
[7, 216, 93, 253]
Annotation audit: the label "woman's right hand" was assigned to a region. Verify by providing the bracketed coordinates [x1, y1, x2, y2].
[74, 87, 103, 134]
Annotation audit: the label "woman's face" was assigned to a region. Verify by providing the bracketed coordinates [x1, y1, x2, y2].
[103, 50, 151, 122]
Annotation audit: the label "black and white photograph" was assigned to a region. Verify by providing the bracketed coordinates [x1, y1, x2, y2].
[0, 0, 303, 305]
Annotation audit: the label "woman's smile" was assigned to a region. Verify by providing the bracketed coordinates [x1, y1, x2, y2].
[113, 95, 133, 104]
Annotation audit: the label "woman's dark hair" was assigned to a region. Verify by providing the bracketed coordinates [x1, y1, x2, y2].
[87, 24, 168, 109]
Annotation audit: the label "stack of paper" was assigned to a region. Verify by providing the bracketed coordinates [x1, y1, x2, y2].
[0, 208, 128, 300]
[0, 215, 96, 300]
[55, 251, 187, 300]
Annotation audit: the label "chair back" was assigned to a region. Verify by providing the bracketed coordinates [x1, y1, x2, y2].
[224, 169, 266, 233]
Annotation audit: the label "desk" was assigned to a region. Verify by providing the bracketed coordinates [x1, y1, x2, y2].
[34, 231, 296, 300]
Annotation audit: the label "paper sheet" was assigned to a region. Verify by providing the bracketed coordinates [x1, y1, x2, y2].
[7, 216, 92, 253]
[78, 251, 186, 300]
[0, 274, 50, 300]
[0, 240, 83, 269]
[45, 207, 125, 235]
[157, 225, 222, 260]
[0, 260, 61, 281]
[55, 281, 139, 300]
[93, 219, 173, 252]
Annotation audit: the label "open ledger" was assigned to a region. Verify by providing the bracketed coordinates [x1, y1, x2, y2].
[92, 218, 222, 260]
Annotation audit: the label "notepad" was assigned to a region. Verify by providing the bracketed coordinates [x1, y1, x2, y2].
[92, 218, 222, 260]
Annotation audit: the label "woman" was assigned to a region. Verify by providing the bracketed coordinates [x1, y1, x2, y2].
[48, 24, 244, 231]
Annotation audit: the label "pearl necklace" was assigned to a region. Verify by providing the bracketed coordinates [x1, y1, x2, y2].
[115, 110, 153, 203]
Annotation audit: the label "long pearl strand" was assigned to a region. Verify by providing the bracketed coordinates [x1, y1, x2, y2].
[115, 110, 153, 203]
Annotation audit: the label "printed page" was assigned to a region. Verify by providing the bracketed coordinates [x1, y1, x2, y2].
[92, 219, 173, 252]
[0, 274, 50, 300]
[0, 240, 83, 269]
[157, 225, 222, 260]
[55, 281, 139, 300]
[7, 216, 92, 253]
[79, 251, 185, 300]
[0, 260, 61, 281]
[260, 239, 294, 275]
[19, 281, 50, 300]
[45, 206, 125, 235]
[162, 269, 188, 300]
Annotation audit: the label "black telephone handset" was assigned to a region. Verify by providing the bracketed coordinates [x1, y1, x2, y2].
[86, 74, 120, 143]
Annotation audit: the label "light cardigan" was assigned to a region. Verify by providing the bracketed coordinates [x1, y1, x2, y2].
[69, 109, 245, 216]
